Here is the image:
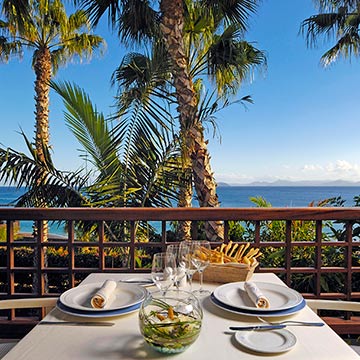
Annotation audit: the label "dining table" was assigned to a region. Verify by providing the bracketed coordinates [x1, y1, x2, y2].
[2, 272, 359, 360]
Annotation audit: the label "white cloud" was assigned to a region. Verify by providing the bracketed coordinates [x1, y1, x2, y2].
[326, 160, 360, 173]
[302, 164, 324, 172]
[301, 160, 360, 181]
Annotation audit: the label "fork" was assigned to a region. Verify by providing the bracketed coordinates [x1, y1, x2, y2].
[257, 317, 324, 327]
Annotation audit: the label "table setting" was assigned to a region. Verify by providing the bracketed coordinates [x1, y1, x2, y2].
[55, 279, 149, 318]
[210, 281, 306, 317]
[2, 243, 360, 360]
[209, 280, 322, 354]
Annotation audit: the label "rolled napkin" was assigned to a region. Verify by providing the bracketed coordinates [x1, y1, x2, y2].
[244, 282, 270, 309]
[90, 280, 117, 309]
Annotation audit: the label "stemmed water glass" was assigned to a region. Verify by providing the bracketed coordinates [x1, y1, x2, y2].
[190, 240, 211, 297]
[179, 241, 198, 292]
[166, 244, 187, 289]
[151, 252, 176, 296]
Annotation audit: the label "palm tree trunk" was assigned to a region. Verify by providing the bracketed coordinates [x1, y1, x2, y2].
[177, 166, 192, 240]
[33, 46, 51, 244]
[34, 47, 51, 162]
[33, 47, 51, 293]
[160, 0, 223, 241]
[190, 122, 224, 241]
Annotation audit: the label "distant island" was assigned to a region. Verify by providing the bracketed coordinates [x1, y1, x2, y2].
[217, 179, 360, 187]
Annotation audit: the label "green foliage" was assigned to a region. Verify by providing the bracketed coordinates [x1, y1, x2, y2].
[0, 0, 105, 73]
[228, 221, 246, 240]
[301, 0, 360, 66]
[226, 195, 360, 294]
[0, 221, 20, 240]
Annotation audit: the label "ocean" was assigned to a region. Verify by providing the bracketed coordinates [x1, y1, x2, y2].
[1, 186, 360, 235]
[216, 186, 360, 207]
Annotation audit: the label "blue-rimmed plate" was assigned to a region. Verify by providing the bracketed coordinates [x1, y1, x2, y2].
[210, 293, 306, 317]
[56, 299, 141, 318]
[213, 282, 304, 312]
[60, 282, 147, 312]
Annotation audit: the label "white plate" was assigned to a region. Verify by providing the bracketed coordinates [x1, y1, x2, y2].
[60, 282, 147, 312]
[235, 328, 297, 354]
[213, 282, 303, 312]
[56, 300, 140, 318]
[210, 293, 306, 317]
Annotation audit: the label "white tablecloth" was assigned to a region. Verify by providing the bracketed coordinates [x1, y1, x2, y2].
[3, 273, 359, 360]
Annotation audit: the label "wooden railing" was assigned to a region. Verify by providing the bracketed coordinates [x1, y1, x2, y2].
[0, 207, 360, 335]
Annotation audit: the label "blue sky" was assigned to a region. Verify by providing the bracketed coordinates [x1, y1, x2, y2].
[1, 0, 360, 185]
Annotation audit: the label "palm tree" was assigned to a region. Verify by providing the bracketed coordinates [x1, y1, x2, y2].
[181, 1, 266, 239]
[82, 0, 264, 240]
[1, 0, 104, 246]
[0, 0, 105, 162]
[109, 1, 265, 240]
[301, 0, 360, 66]
[0, 77, 182, 240]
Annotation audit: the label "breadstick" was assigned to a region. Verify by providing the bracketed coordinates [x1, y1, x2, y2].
[207, 242, 262, 265]
[224, 241, 233, 255]
[234, 245, 244, 260]
[238, 242, 250, 259]
[229, 243, 239, 257]
[247, 248, 260, 259]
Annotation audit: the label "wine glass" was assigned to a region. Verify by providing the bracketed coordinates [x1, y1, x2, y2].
[191, 240, 211, 297]
[179, 241, 198, 292]
[166, 244, 187, 289]
[151, 252, 176, 296]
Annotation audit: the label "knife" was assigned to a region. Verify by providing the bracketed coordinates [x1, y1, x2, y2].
[39, 321, 115, 326]
[118, 279, 154, 284]
[229, 324, 286, 331]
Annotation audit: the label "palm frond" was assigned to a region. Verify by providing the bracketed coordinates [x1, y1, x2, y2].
[66, 10, 90, 32]
[321, 31, 360, 65]
[1, 0, 32, 33]
[51, 80, 123, 181]
[196, 90, 252, 139]
[0, 132, 89, 207]
[80, 0, 121, 26]
[115, 123, 181, 208]
[112, 45, 174, 129]
[315, 0, 359, 12]
[301, 1, 360, 65]
[0, 37, 23, 61]
[50, 34, 104, 73]
[204, 26, 266, 95]
[301, 13, 345, 47]
[117, 0, 160, 44]
[200, 0, 260, 30]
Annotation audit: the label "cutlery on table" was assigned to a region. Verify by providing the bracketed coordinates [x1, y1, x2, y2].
[257, 317, 324, 327]
[39, 321, 115, 326]
[117, 279, 154, 284]
[229, 325, 286, 331]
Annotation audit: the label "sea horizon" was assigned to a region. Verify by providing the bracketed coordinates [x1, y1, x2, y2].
[217, 179, 360, 187]
[1, 185, 360, 236]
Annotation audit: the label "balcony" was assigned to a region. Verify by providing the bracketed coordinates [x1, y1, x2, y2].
[0, 207, 360, 336]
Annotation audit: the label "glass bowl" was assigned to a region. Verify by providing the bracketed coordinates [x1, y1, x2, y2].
[139, 290, 203, 354]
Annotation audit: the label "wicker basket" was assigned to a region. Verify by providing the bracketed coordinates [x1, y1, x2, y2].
[194, 261, 258, 284]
